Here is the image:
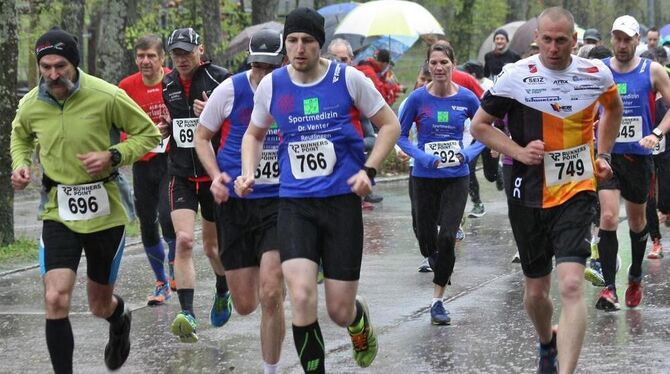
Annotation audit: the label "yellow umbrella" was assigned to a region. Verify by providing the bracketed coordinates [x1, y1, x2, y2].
[334, 0, 444, 37]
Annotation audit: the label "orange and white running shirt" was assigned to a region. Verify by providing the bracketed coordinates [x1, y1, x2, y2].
[480, 54, 619, 208]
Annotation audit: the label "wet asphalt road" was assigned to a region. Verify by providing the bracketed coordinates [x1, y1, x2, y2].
[3, 175, 670, 373]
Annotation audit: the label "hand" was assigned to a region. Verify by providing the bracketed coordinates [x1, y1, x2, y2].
[234, 175, 255, 198]
[347, 169, 372, 197]
[595, 157, 613, 181]
[396, 149, 410, 162]
[77, 151, 112, 176]
[193, 91, 208, 116]
[639, 134, 659, 150]
[11, 167, 31, 190]
[210, 172, 232, 203]
[158, 114, 172, 138]
[517, 140, 545, 166]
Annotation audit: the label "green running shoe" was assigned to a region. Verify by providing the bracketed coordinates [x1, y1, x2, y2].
[347, 296, 378, 368]
[171, 311, 198, 343]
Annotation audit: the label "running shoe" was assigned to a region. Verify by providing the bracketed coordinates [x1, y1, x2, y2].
[625, 272, 643, 308]
[168, 262, 177, 291]
[418, 257, 433, 273]
[364, 194, 383, 203]
[147, 281, 172, 306]
[468, 203, 486, 218]
[104, 304, 132, 370]
[361, 201, 374, 210]
[171, 311, 198, 343]
[348, 296, 378, 368]
[595, 285, 620, 311]
[456, 226, 465, 241]
[511, 251, 521, 263]
[536, 330, 557, 374]
[648, 238, 664, 259]
[210, 291, 233, 327]
[430, 300, 451, 325]
[584, 259, 605, 287]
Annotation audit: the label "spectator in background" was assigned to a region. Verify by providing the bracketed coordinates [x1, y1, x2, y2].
[462, 60, 493, 92]
[483, 29, 520, 80]
[637, 27, 660, 56]
[357, 49, 402, 105]
[583, 28, 602, 45]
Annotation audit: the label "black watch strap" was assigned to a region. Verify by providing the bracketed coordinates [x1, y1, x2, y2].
[109, 148, 122, 167]
[364, 166, 377, 181]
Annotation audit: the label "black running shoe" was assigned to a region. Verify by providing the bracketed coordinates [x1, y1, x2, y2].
[104, 305, 132, 370]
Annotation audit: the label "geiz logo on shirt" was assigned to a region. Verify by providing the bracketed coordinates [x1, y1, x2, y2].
[303, 98, 320, 115]
[523, 76, 546, 85]
[437, 111, 449, 122]
[550, 103, 573, 113]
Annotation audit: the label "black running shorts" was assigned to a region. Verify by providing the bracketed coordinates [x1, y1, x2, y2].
[216, 198, 279, 270]
[40, 220, 126, 284]
[598, 154, 652, 204]
[168, 175, 216, 222]
[277, 194, 363, 281]
[508, 192, 595, 278]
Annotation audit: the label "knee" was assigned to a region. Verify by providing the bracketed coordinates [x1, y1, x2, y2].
[326, 299, 355, 327]
[233, 295, 257, 316]
[259, 280, 284, 315]
[88, 298, 113, 318]
[44, 288, 71, 314]
[289, 284, 316, 311]
[175, 231, 194, 253]
[599, 209, 618, 228]
[559, 276, 583, 301]
[628, 216, 647, 233]
[524, 284, 549, 305]
[202, 243, 218, 260]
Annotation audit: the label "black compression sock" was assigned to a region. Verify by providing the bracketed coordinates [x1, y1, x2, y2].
[350, 299, 364, 329]
[177, 288, 195, 316]
[215, 274, 228, 296]
[106, 295, 125, 333]
[46, 318, 74, 374]
[293, 321, 325, 373]
[629, 227, 649, 278]
[598, 229, 619, 289]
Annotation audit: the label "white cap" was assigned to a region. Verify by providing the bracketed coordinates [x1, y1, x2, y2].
[611, 15, 639, 37]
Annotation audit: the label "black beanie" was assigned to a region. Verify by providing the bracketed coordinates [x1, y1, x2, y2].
[35, 27, 80, 67]
[283, 7, 325, 47]
[494, 29, 509, 41]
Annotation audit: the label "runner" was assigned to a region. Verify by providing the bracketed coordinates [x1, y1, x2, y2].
[398, 42, 483, 325]
[595, 15, 670, 311]
[160, 27, 233, 343]
[195, 28, 286, 374]
[119, 34, 177, 305]
[471, 8, 623, 373]
[11, 27, 160, 373]
[236, 8, 400, 372]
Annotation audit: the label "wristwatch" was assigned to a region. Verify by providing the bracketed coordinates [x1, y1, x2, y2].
[652, 128, 664, 140]
[109, 148, 122, 167]
[363, 166, 377, 181]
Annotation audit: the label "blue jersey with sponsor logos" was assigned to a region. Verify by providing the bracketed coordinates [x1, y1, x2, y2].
[398, 85, 482, 178]
[217, 72, 279, 198]
[270, 63, 365, 197]
[604, 57, 655, 155]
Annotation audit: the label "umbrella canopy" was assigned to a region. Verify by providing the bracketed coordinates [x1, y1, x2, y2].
[508, 17, 538, 56]
[223, 21, 283, 60]
[477, 21, 525, 63]
[319, 2, 361, 53]
[334, 0, 444, 37]
[318, 2, 359, 16]
[660, 23, 670, 38]
[353, 35, 418, 64]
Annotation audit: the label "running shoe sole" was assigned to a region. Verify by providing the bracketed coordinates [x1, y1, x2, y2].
[171, 314, 198, 343]
[584, 268, 605, 287]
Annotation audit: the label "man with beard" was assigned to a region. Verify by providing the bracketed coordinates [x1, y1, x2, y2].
[594, 15, 670, 311]
[11, 27, 160, 373]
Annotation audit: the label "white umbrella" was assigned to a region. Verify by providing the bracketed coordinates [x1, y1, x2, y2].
[334, 0, 444, 37]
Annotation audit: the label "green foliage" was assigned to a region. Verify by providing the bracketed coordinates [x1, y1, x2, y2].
[0, 238, 38, 264]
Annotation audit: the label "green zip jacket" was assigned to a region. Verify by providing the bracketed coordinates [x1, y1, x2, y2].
[11, 69, 161, 234]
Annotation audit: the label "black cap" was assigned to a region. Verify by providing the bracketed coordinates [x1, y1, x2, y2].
[248, 29, 285, 66]
[35, 27, 80, 67]
[283, 7, 325, 47]
[167, 28, 201, 52]
[584, 28, 601, 42]
[494, 29, 509, 41]
[374, 49, 391, 63]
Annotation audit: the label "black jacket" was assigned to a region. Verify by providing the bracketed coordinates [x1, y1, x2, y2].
[163, 62, 230, 178]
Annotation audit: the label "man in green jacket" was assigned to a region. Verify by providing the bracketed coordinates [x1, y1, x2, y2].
[10, 27, 160, 374]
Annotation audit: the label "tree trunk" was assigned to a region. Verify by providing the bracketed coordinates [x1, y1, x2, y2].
[252, 0, 279, 25]
[61, 0, 85, 51]
[201, 0, 225, 66]
[0, 0, 18, 245]
[97, 0, 131, 84]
